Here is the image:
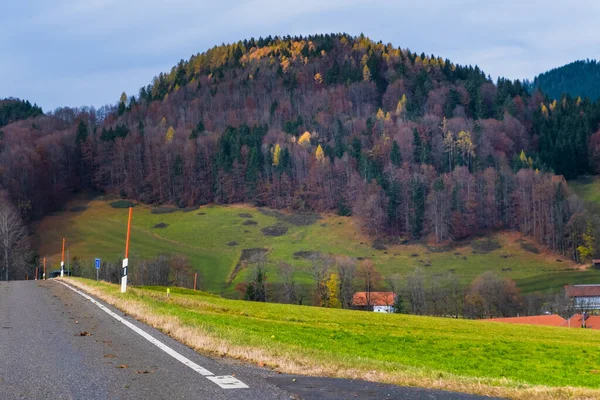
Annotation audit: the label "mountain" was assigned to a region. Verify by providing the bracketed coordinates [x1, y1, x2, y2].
[530, 59, 600, 101]
[2, 34, 599, 265]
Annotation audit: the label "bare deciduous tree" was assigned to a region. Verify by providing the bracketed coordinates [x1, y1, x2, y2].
[277, 261, 298, 304]
[170, 254, 193, 287]
[407, 268, 426, 315]
[357, 259, 382, 307]
[385, 273, 403, 297]
[467, 271, 521, 318]
[309, 254, 331, 306]
[0, 197, 28, 281]
[445, 272, 463, 318]
[336, 256, 356, 309]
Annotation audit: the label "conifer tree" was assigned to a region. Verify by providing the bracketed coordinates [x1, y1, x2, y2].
[390, 140, 402, 166]
[413, 128, 423, 164]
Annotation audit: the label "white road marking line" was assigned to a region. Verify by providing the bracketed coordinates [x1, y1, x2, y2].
[57, 281, 249, 389]
[207, 375, 250, 389]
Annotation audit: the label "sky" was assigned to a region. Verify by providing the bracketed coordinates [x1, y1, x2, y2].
[1, 0, 598, 111]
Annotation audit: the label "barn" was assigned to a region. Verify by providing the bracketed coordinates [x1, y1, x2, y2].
[564, 284, 600, 310]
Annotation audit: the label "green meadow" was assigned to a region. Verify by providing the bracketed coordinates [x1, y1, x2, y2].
[66, 278, 600, 399]
[35, 197, 600, 295]
[570, 175, 600, 205]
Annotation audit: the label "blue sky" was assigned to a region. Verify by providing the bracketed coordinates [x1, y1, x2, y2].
[1, 0, 598, 111]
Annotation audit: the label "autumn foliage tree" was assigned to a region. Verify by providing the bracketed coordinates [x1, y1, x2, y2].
[0, 33, 595, 270]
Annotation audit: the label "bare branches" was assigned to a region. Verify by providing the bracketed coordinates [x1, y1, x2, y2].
[0, 196, 28, 281]
[336, 256, 356, 309]
[357, 259, 382, 307]
[277, 261, 298, 304]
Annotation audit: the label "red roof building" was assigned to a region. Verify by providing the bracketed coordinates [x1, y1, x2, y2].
[562, 314, 600, 330]
[564, 284, 600, 310]
[352, 292, 396, 306]
[564, 284, 600, 297]
[486, 314, 566, 327]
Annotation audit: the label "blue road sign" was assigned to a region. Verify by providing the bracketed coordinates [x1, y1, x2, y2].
[95, 258, 101, 270]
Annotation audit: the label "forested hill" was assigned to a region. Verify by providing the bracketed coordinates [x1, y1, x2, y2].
[0, 98, 42, 128]
[530, 60, 600, 101]
[3, 34, 600, 263]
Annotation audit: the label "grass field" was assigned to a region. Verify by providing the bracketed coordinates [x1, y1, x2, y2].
[34, 197, 600, 296]
[63, 278, 600, 399]
[570, 176, 600, 205]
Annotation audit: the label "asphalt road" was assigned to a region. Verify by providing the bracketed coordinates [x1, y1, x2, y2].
[0, 280, 500, 400]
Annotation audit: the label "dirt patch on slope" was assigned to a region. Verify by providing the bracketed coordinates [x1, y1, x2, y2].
[261, 223, 288, 237]
[228, 248, 269, 283]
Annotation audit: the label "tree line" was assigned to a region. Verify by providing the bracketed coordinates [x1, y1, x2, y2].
[528, 59, 600, 102]
[97, 251, 567, 319]
[2, 34, 600, 264]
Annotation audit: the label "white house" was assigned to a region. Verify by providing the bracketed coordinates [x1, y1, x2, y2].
[352, 292, 396, 313]
[564, 284, 600, 310]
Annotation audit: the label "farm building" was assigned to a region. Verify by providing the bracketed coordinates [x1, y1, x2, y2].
[352, 292, 396, 313]
[564, 284, 600, 310]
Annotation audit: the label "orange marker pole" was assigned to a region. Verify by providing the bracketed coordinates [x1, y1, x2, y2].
[125, 207, 132, 259]
[60, 238, 66, 277]
[121, 207, 132, 293]
[43, 257, 46, 280]
[194, 273, 197, 291]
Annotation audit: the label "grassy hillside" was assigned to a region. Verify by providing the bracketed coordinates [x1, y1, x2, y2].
[64, 278, 600, 399]
[34, 197, 599, 295]
[570, 176, 600, 204]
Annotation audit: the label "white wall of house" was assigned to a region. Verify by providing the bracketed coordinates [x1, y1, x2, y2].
[373, 305, 393, 313]
[574, 296, 600, 309]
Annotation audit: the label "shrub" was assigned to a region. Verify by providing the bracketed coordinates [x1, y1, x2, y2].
[109, 200, 136, 209]
[471, 238, 501, 254]
[261, 223, 288, 237]
[151, 207, 178, 214]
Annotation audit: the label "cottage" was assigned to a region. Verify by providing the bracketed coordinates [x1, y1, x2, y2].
[564, 284, 600, 310]
[352, 292, 396, 313]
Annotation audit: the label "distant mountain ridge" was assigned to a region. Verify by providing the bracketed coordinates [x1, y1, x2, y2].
[530, 59, 600, 100]
[0, 98, 43, 128]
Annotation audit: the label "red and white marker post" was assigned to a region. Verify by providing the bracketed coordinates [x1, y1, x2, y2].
[121, 207, 132, 293]
[60, 238, 66, 277]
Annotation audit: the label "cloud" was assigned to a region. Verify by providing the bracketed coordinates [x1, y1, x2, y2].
[1, 0, 598, 109]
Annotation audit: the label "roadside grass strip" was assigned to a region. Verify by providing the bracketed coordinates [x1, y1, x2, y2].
[58, 280, 248, 389]
[62, 278, 600, 400]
